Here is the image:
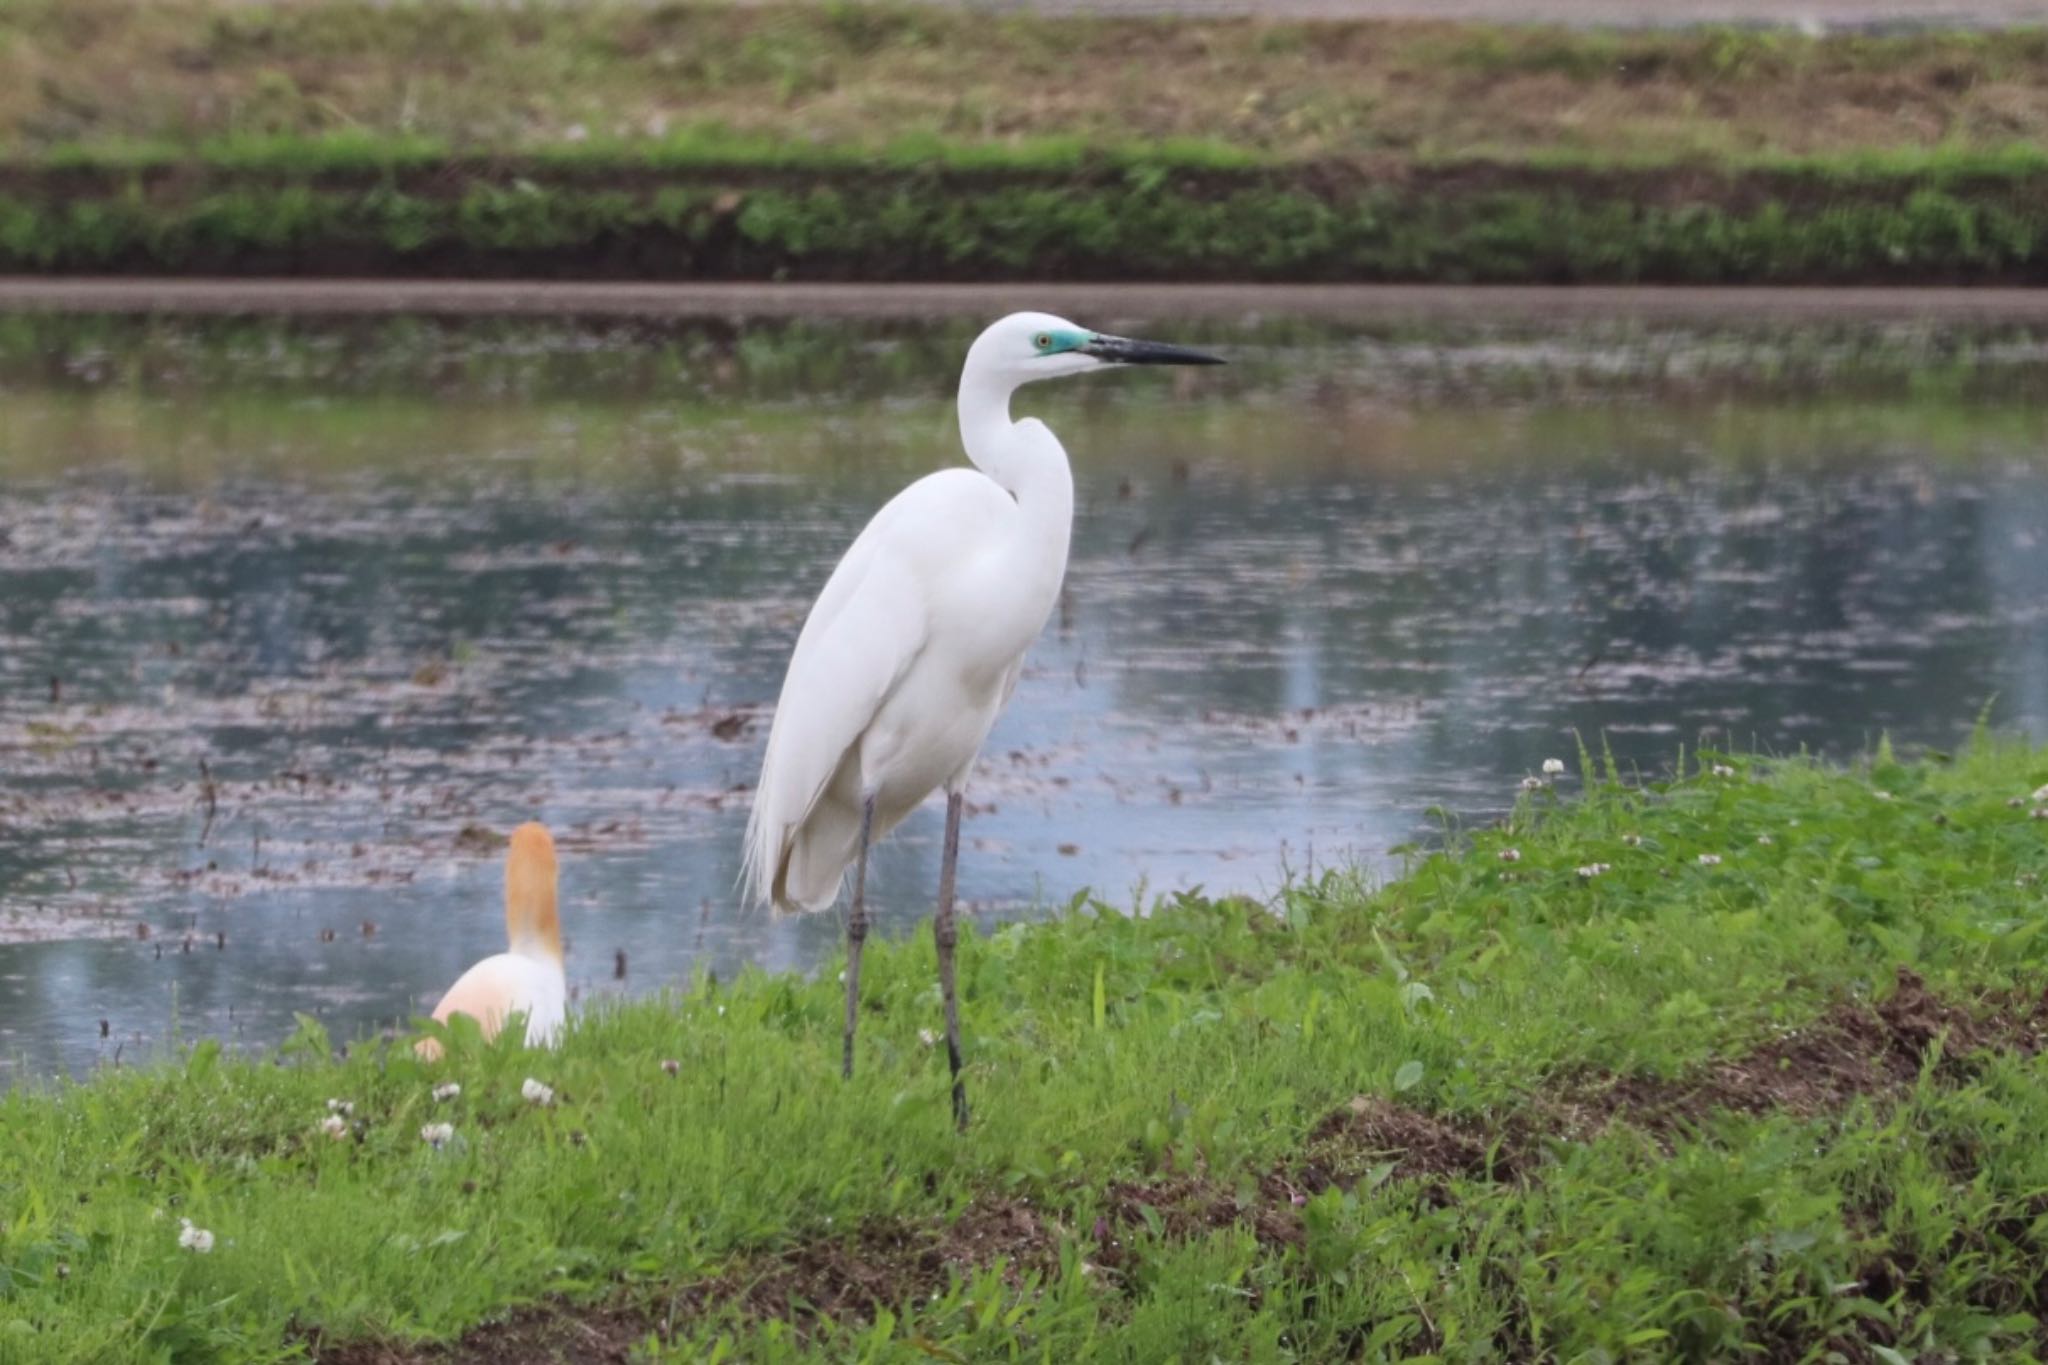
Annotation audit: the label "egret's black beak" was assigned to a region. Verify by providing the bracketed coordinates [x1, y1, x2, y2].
[1083, 333, 1225, 366]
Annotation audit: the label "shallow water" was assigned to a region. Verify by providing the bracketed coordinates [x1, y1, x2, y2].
[1, 313, 2045, 1078]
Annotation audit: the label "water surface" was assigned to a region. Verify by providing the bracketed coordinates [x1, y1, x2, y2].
[2, 313, 2044, 1077]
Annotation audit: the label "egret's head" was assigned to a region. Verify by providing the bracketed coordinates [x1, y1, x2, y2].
[967, 311, 1224, 387]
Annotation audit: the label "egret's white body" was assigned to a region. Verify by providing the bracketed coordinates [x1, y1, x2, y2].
[745, 433, 1071, 913]
[739, 311, 1221, 1122]
[417, 823, 566, 1058]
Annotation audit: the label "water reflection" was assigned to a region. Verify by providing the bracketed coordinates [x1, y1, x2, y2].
[1, 315, 2044, 1077]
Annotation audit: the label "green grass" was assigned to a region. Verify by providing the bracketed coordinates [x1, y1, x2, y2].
[8, 1, 2048, 281]
[5, 147, 2048, 282]
[4, 735, 2048, 1361]
[9, 1, 2048, 164]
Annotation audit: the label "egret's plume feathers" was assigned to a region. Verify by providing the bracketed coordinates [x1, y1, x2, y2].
[505, 822, 561, 963]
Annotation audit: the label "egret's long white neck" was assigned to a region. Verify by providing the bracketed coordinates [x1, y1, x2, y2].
[958, 361, 1074, 528]
[959, 360, 1067, 484]
[957, 363, 1020, 483]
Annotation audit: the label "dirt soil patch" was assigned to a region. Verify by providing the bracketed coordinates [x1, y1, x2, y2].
[686, 1194, 1060, 1327]
[309, 1302, 658, 1365]
[1297, 1093, 1523, 1188]
[307, 1196, 1058, 1364]
[1555, 967, 2046, 1143]
[1092, 1170, 1307, 1278]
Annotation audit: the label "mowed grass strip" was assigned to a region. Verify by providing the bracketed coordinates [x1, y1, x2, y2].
[8, 1, 2048, 164]
[2, 735, 2045, 1362]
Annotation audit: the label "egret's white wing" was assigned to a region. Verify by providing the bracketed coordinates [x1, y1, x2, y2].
[742, 470, 1013, 912]
[742, 511, 930, 911]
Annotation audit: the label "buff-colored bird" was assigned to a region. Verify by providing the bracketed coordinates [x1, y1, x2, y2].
[415, 823, 566, 1060]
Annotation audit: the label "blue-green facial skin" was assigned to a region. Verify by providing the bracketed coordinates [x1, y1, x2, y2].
[1033, 327, 1093, 356]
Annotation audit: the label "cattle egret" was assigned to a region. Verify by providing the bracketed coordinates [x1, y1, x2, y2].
[742, 311, 1221, 1127]
[415, 823, 566, 1060]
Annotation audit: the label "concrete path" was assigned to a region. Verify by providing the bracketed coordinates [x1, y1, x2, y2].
[5, 278, 2048, 323]
[897, 0, 2043, 27]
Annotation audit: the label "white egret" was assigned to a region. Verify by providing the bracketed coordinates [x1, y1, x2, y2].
[741, 311, 1222, 1127]
[415, 822, 566, 1060]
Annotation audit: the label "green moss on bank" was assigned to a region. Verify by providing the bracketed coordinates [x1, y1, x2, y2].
[6, 147, 2048, 282]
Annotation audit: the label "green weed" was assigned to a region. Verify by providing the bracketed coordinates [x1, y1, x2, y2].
[2, 150, 2046, 282]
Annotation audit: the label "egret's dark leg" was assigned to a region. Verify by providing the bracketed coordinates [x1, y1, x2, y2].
[843, 795, 877, 1082]
[934, 789, 969, 1131]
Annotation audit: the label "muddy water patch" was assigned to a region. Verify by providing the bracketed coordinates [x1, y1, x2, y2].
[2, 318, 2047, 1074]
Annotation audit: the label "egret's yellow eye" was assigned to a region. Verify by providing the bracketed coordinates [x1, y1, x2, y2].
[1035, 333, 1052, 350]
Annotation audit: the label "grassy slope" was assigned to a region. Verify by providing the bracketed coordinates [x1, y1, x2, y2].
[3, 738, 2047, 1362]
[7, 2, 2048, 162]
[5, 3, 2048, 279]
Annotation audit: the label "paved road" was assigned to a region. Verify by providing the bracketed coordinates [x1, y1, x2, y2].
[885, 0, 2042, 27]
[6, 278, 2048, 323]
[192, 0, 2048, 28]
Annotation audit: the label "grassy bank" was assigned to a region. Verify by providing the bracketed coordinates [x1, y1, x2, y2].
[6, 2, 2048, 281]
[4, 736, 2047, 1361]
[11, 144, 2048, 282]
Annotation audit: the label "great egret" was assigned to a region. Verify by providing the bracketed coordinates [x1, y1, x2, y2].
[741, 311, 1221, 1127]
[415, 822, 566, 1060]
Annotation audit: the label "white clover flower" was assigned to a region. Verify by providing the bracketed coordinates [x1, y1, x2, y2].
[325, 1099, 353, 1117]
[1497, 848, 1522, 863]
[1874, 791, 1893, 801]
[176, 1219, 214, 1254]
[521, 1077, 555, 1106]
[1542, 758, 1566, 776]
[2010, 797, 2028, 809]
[1621, 833, 1642, 848]
[1756, 834, 1774, 846]
[1575, 863, 1610, 879]
[917, 1028, 939, 1048]
[1711, 764, 1735, 778]
[432, 1082, 461, 1103]
[2033, 784, 2048, 803]
[1697, 853, 1723, 866]
[1519, 776, 1545, 792]
[421, 1122, 454, 1149]
[660, 1059, 681, 1077]
[320, 1114, 348, 1140]
[2033, 807, 2048, 822]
